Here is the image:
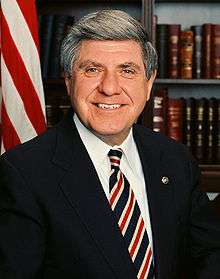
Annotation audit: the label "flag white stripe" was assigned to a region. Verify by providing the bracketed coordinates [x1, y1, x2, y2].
[2, 0, 45, 115]
[1, 57, 37, 141]
[0, 84, 2, 123]
[1, 143, 6, 155]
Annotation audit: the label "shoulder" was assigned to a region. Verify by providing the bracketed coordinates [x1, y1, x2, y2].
[0, 126, 57, 166]
[133, 124, 199, 185]
[133, 124, 189, 155]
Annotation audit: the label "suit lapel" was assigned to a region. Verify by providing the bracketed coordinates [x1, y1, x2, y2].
[134, 126, 176, 279]
[52, 112, 137, 279]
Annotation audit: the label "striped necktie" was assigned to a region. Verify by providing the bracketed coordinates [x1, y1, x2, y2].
[108, 148, 154, 279]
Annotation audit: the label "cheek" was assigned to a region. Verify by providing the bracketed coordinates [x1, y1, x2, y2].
[126, 84, 150, 107]
[74, 79, 100, 101]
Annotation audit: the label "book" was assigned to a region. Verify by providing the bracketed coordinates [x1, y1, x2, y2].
[202, 23, 212, 79]
[191, 25, 203, 79]
[156, 24, 169, 78]
[58, 94, 71, 120]
[194, 98, 208, 163]
[215, 100, 220, 163]
[152, 88, 168, 134]
[180, 31, 193, 79]
[151, 15, 158, 48]
[211, 24, 220, 79]
[45, 102, 60, 128]
[183, 97, 196, 153]
[167, 98, 184, 142]
[207, 98, 218, 163]
[48, 14, 72, 78]
[39, 14, 54, 79]
[168, 24, 181, 79]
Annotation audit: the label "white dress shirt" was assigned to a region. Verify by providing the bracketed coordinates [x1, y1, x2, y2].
[74, 114, 154, 253]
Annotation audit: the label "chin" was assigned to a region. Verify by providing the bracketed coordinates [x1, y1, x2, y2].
[89, 124, 130, 144]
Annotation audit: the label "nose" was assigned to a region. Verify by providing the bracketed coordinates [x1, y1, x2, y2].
[98, 70, 121, 96]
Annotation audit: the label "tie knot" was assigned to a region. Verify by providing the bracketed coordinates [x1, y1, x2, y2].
[108, 148, 122, 168]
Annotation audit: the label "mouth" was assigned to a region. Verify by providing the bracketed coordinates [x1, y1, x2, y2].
[96, 103, 122, 110]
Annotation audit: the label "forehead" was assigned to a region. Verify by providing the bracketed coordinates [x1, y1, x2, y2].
[76, 40, 144, 65]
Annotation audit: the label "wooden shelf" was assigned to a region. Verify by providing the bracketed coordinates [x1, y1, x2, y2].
[38, 0, 140, 3]
[155, 0, 220, 3]
[155, 79, 220, 85]
[200, 165, 220, 192]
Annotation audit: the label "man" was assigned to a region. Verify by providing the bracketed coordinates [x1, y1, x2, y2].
[0, 9, 220, 279]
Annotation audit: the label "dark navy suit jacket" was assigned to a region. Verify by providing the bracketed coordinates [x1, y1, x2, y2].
[0, 110, 220, 278]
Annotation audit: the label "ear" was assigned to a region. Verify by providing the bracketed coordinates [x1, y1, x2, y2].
[64, 76, 72, 97]
[145, 70, 157, 101]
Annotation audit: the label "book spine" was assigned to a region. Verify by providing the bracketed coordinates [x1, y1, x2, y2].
[167, 98, 184, 142]
[168, 24, 181, 79]
[207, 98, 218, 163]
[151, 15, 158, 48]
[40, 14, 54, 79]
[211, 24, 220, 79]
[194, 98, 208, 163]
[183, 97, 196, 153]
[156, 24, 169, 78]
[48, 14, 70, 78]
[216, 100, 220, 163]
[45, 101, 60, 128]
[152, 88, 168, 134]
[191, 25, 203, 79]
[202, 23, 212, 79]
[180, 31, 193, 79]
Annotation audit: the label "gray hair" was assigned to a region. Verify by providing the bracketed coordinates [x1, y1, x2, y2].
[60, 9, 157, 80]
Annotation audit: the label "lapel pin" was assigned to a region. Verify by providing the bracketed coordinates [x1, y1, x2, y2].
[161, 176, 169, 185]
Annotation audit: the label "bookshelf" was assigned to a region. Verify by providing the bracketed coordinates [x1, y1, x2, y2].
[153, 0, 220, 193]
[37, 0, 220, 193]
[155, 79, 220, 85]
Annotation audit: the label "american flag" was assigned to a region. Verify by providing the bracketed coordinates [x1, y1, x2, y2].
[0, 0, 46, 154]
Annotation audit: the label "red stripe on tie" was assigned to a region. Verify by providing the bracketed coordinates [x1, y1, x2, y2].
[110, 158, 120, 165]
[110, 172, 123, 206]
[130, 218, 144, 257]
[1, 14, 46, 134]
[139, 248, 152, 279]
[120, 190, 135, 232]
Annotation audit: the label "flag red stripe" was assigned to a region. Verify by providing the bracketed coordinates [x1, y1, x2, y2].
[1, 14, 46, 134]
[15, 0, 40, 51]
[1, 101, 21, 151]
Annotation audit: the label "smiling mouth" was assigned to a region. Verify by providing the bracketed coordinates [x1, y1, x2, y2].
[96, 103, 122, 110]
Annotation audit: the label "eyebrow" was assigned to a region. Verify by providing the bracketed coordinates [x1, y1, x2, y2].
[77, 60, 103, 69]
[77, 60, 142, 72]
[118, 62, 141, 72]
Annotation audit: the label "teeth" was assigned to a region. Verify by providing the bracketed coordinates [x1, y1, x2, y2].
[97, 104, 121, 109]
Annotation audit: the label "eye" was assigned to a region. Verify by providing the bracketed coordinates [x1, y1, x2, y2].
[121, 68, 136, 78]
[84, 67, 100, 77]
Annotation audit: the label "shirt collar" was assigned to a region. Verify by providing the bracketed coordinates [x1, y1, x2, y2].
[73, 113, 137, 171]
[74, 114, 111, 168]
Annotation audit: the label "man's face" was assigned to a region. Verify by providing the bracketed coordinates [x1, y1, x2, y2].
[65, 40, 155, 146]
